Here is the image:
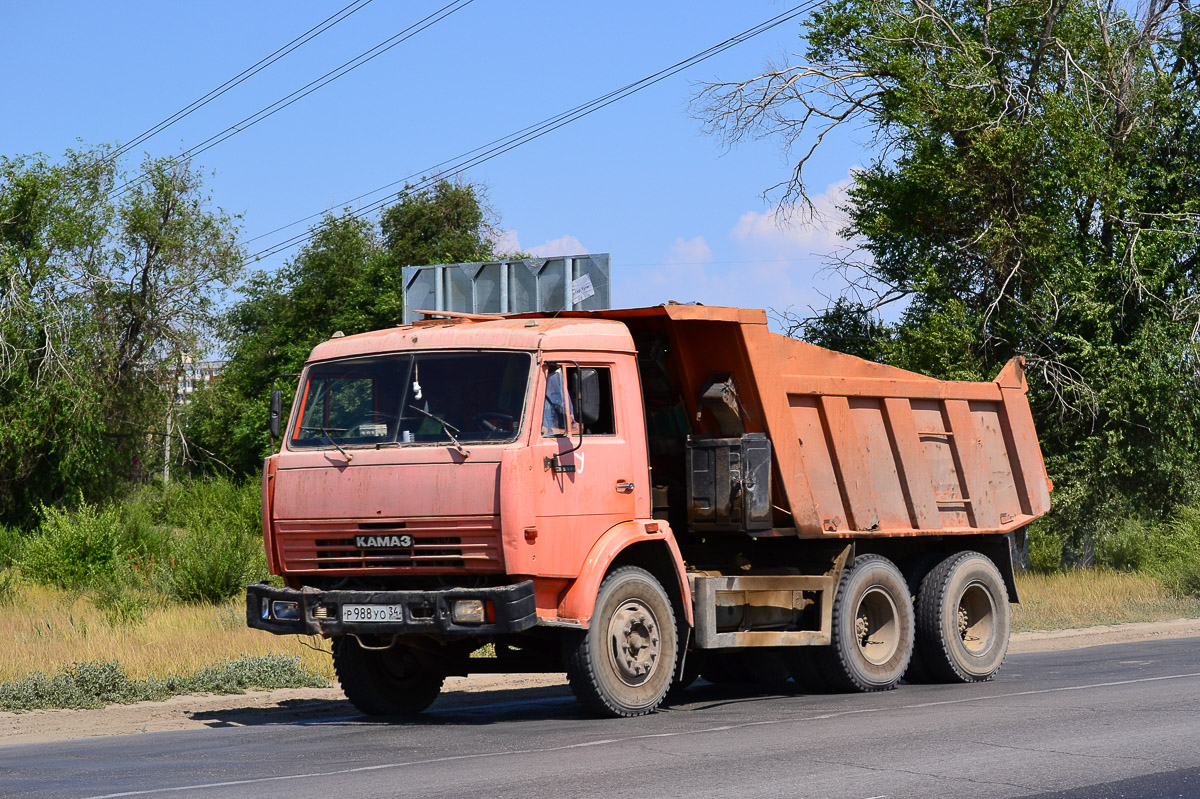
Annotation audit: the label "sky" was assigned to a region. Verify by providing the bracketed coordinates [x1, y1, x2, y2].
[1, 1, 875, 323]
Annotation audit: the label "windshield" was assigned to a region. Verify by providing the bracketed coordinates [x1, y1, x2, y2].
[290, 351, 531, 448]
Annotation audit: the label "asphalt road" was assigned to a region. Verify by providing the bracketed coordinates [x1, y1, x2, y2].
[3, 638, 1200, 799]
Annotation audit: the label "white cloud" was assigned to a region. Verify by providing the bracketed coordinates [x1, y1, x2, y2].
[731, 176, 855, 256]
[528, 235, 586, 258]
[490, 227, 521, 255]
[665, 235, 713, 265]
[613, 175, 866, 323]
[487, 230, 587, 259]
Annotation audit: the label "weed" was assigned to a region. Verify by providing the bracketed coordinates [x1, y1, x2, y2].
[0, 525, 23, 568]
[20, 501, 126, 589]
[1026, 522, 1064, 573]
[90, 581, 154, 627]
[0, 655, 326, 712]
[157, 478, 268, 603]
[0, 570, 17, 606]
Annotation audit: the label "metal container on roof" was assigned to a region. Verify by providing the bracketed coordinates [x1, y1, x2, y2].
[401, 254, 611, 324]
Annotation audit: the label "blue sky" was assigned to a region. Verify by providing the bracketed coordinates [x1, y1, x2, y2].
[1, 1, 873, 320]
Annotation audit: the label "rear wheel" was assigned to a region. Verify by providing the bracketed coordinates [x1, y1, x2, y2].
[564, 566, 678, 717]
[818, 555, 914, 692]
[332, 636, 444, 716]
[915, 552, 1010, 682]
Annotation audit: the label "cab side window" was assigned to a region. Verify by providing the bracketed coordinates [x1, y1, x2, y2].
[541, 367, 568, 436]
[542, 365, 616, 437]
[572, 367, 615, 435]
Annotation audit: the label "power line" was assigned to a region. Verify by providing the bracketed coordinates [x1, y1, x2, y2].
[113, 0, 475, 199]
[241, 3, 817, 265]
[110, 0, 376, 163]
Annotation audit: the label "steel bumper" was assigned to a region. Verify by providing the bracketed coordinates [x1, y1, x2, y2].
[246, 580, 538, 637]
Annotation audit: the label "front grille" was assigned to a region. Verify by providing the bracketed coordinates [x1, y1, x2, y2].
[275, 516, 503, 574]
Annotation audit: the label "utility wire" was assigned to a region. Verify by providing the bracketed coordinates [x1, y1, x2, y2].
[112, 0, 475, 199]
[241, 3, 816, 265]
[110, 0, 376, 164]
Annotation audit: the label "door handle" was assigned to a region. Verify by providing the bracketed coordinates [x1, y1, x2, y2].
[616, 481, 635, 492]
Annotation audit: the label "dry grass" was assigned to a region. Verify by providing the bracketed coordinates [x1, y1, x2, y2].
[4, 572, 1199, 684]
[1013, 569, 1200, 632]
[0, 584, 334, 683]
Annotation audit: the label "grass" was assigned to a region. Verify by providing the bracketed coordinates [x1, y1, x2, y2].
[0, 584, 334, 685]
[1012, 569, 1200, 632]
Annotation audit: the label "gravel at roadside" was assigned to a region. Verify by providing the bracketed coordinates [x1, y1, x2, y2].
[4, 618, 1198, 748]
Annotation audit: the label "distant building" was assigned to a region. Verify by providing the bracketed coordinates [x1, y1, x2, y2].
[173, 358, 225, 403]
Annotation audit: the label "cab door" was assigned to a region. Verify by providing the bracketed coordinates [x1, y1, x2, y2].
[527, 356, 649, 577]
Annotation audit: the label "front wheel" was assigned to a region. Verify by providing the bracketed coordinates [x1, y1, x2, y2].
[332, 636, 445, 716]
[563, 566, 678, 717]
[915, 552, 1010, 682]
[818, 554, 914, 692]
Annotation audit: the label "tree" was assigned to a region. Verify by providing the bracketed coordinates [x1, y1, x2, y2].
[184, 180, 500, 475]
[696, 0, 1200, 548]
[0, 148, 242, 525]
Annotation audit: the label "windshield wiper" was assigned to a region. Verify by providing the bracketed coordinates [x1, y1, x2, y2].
[408, 405, 470, 458]
[321, 426, 354, 463]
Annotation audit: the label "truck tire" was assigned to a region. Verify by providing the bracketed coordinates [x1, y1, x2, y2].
[915, 551, 1010, 683]
[899, 553, 944, 685]
[818, 554, 914, 692]
[332, 636, 444, 716]
[563, 566, 678, 717]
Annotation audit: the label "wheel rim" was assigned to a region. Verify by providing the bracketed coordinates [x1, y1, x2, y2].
[607, 599, 662, 686]
[854, 587, 901, 666]
[381, 647, 422, 684]
[957, 580, 997, 655]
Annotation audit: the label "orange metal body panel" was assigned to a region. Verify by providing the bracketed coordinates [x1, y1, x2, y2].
[261, 455, 280, 574]
[556, 520, 693, 627]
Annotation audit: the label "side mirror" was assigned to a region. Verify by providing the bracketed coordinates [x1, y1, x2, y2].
[570, 367, 601, 426]
[269, 389, 282, 440]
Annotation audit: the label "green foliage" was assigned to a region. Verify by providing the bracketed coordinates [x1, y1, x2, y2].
[20, 500, 158, 590]
[0, 147, 242, 526]
[184, 180, 500, 475]
[0, 525, 23, 568]
[1095, 515, 1154, 573]
[702, 2, 1200, 544]
[90, 580, 156, 627]
[0, 570, 17, 607]
[16, 478, 263, 604]
[158, 478, 267, 603]
[0, 655, 326, 711]
[1026, 522, 1065, 574]
[1154, 506, 1200, 596]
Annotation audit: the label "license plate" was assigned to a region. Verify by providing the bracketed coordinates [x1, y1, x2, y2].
[342, 604, 404, 623]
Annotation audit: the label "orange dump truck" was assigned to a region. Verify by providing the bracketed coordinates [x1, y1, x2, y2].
[248, 304, 1051, 717]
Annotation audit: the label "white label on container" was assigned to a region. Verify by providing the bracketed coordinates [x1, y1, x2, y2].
[571, 274, 595, 305]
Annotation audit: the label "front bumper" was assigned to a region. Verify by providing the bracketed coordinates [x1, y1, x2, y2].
[246, 580, 538, 637]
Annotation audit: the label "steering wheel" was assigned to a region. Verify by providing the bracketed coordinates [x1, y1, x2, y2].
[472, 412, 516, 432]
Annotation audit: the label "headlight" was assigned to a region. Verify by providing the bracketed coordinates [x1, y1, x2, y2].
[452, 599, 485, 623]
[271, 600, 301, 621]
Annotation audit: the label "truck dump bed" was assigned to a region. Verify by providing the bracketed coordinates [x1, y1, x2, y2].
[528, 304, 1051, 539]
